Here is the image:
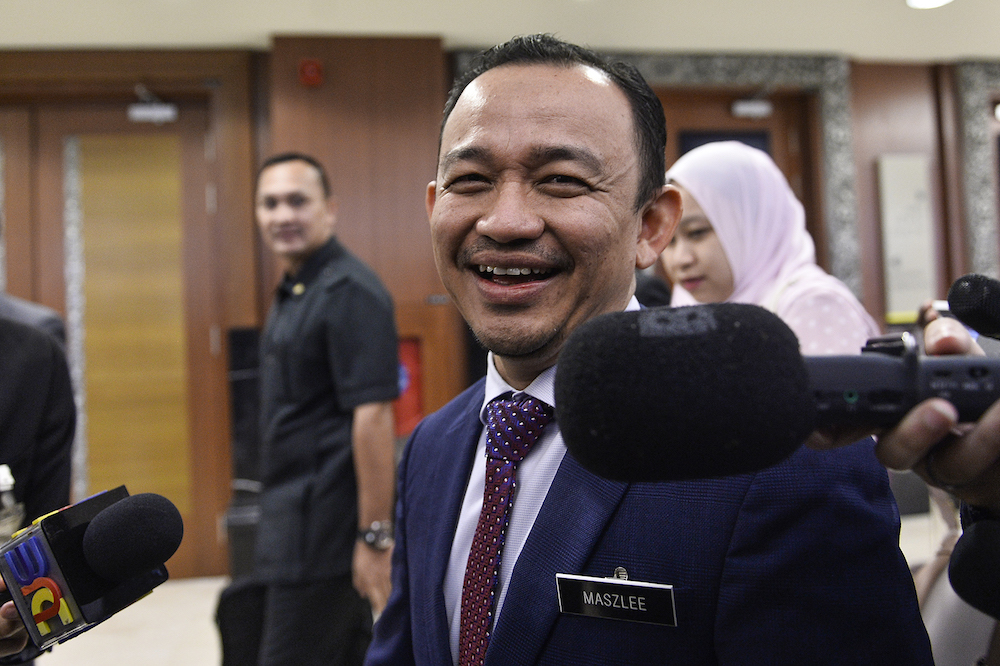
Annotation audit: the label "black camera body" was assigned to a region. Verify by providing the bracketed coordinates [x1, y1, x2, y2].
[806, 332, 1000, 428]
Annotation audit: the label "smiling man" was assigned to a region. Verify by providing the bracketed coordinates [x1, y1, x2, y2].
[364, 35, 932, 665]
[427, 58, 666, 387]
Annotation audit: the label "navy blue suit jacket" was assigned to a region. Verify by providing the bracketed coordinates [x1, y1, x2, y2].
[367, 379, 933, 665]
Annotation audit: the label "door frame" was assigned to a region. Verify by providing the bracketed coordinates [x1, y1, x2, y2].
[0, 51, 256, 577]
[35, 103, 216, 579]
[0, 50, 257, 321]
[656, 87, 824, 273]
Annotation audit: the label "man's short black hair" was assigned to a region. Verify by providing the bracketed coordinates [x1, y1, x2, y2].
[257, 152, 332, 198]
[441, 34, 666, 212]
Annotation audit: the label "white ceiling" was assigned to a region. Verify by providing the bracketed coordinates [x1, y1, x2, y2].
[0, 0, 996, 62]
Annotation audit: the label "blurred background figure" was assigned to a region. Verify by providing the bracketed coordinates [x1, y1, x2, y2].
[0, 318, 73, 530]
[909, 487, 999, 665]
[250, 153, 399, 666]
[633, 268, 672, 308]
[0, 292, 65, 346]
[0, 318, 74, 664]
[661, 140, 880, 355]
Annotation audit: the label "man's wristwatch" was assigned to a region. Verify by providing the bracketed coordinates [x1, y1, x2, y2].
[358, 520, 394, 550]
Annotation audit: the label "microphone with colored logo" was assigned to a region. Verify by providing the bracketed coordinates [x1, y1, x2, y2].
[0, 486, 183, 652]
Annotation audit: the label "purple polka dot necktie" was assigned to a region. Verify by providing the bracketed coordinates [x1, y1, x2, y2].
[457, 393, 554, 666]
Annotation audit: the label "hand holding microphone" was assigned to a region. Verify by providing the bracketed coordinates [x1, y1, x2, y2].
[0, 486, 183, 657]
[874, 272, 1000, 515]
[0, 588, 28, 658]
[555, 302, 1000, 483]
[554, 293, 1000, 620]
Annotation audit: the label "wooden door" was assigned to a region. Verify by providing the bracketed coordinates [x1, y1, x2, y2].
[0, 101, 229, 578]
[657, 89, 826, 270]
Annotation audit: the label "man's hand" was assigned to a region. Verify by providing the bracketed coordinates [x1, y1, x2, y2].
[352, 540, 392, 615]
[0, 580, 27, 657]
[810, 316, 1000, 514]
[350, 399, 396, 615]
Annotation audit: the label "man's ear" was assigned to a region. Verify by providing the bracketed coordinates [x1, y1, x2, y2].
[636, 184, 682, 270]
[324, 195, 340, 229]
[425, 181, 437, 220]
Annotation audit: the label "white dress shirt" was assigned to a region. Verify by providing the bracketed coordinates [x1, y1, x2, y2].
[444, 297, 640, 664]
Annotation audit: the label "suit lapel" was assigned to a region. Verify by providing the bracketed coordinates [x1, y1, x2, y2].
[410, 388, 483, 664]
[486, 452, 629, 665]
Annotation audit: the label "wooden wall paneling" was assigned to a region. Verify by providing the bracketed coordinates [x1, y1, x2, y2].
[804, 93, 829, 271]
[850, 63, 947, 323]
[251, 53, 276, 322]
[267, 36, 469, 402]
[987, 86, 1000, 278]
[0, 108, 33, 297]
[206, 53, 259, 331]
[33, 111, 67, 315]
[267, 36, 446, 304]
[367, 41, 448, 302]
[179, 105, 234, 577]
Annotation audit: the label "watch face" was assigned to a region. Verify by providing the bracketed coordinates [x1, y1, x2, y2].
[361, 527, 393, 550]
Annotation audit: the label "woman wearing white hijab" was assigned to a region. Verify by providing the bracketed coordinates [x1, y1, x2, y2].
[661, 140, 880, 355]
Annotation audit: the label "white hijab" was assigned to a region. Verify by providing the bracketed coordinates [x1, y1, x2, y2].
[666, 141, 879, 352]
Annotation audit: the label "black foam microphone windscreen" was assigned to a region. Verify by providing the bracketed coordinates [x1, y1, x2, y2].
[555, 304, 816, 482]
[948, 273, 1000, 339]
[83, 492, 184, 583]
[948, 520, 1000, 620]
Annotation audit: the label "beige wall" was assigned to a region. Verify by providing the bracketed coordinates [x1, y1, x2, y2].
[0, 0, 998, 61]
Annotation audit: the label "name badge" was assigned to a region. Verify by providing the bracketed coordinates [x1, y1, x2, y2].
[555, 573, 677, 627]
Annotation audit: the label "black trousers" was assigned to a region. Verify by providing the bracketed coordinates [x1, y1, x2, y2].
[256, 575, 372, 666]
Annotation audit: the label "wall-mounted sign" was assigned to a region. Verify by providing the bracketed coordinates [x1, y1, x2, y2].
[877, 154, 936, 324]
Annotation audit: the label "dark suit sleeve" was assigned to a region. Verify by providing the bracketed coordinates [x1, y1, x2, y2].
[23, 336, 74, 521]
[713, 438, 933, 664]
[0, 326, 73, 664]
[39, 314, 66, 348]
[365, 424, 417, 666]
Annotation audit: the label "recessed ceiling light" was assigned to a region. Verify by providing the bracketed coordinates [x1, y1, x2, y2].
[906, 0, 954, 8]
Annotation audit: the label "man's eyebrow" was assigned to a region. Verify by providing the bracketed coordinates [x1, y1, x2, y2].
[438, 145, 604, 174]
[255, 190, 306, 203]
[438, 146, 493, 174]
[527, 145, 603, 174]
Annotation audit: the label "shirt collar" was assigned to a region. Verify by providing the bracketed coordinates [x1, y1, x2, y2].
[276, 237, 342, 299]
[479, 296, 640, 424]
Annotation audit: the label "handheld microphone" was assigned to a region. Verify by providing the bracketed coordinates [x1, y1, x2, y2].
[948, 273, 1000, 339]
[555, 304, 1000, 482]
[554, 304, 815, 482]
[0, 486, 183, 650]
[948, 520, 1000, 619]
